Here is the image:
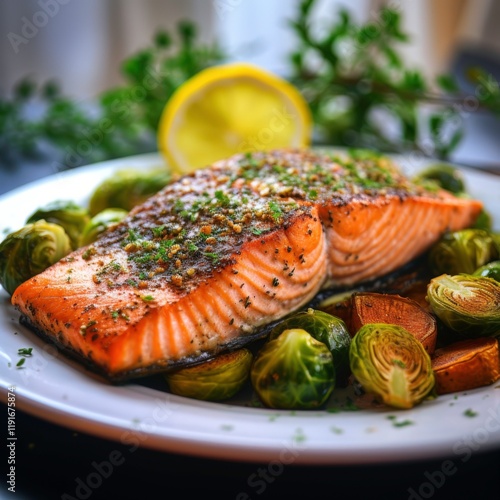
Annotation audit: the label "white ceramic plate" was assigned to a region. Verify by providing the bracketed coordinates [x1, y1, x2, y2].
[1, 152, 499, 465]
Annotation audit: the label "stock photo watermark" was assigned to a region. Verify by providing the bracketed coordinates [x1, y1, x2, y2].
[6, 386, 17, 494]
[401, 71, 499, 170]
[337, 0, 402, 59]
[237, 106, 295, 154]
[235, 433, 305, 499]
[60, 396, 176, 500]
[407, 403, 500, 499]
[7, 0, 72, 54]
[5, 341, 177, 498]
[51, 65, 164, 172]
[213, 0, 245, 20]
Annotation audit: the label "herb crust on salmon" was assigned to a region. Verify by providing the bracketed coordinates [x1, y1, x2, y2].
[11, 149, 483, 381]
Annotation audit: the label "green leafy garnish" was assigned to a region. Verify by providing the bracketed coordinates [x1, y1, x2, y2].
[0, 22, 223, 167]
[17, 347, 33, 356]
[463, 408, 478, 418]
[288, 0, 500, 159]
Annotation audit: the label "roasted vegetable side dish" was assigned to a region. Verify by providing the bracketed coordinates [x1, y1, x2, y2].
[250, 328, 335, 410]
[473, 260, 500, 282]
[330, 292, 438, 355]
[26, 200, 90, 250]
[431, 337, 500, 395]
[268, 308, 351, 385]
[413, 163, 466, 195]
[426, 274, 500, 338]
[428, 229, 499, 276]
[88, 168, 171, 216]
[80, 208, 129, 246]
[0, 220, 72, 296]
[349, 323, 436, 409]
[165, 348, 253, 401]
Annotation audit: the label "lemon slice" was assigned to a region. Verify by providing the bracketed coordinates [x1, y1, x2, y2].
[157, 62, 312, 174]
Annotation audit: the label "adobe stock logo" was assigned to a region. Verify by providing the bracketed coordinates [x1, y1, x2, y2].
[7, 0, 72, 54]
[407, 403, 500, 499]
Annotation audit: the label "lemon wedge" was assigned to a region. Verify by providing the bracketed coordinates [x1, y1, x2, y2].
[157, 62, 312, 174]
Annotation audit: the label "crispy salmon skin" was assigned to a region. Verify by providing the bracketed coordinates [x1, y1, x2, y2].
[11, 149, 483, 380]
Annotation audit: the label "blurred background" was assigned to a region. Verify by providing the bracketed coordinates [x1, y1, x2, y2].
[1, 0, 500, 191]
[2, 0, 500, 97]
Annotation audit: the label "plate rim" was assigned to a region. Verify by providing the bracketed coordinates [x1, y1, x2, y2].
[1, 149, 500, 465]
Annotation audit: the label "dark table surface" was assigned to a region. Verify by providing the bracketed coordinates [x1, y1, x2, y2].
[4, 404, 500, 500]
[1, 142, 500, 500]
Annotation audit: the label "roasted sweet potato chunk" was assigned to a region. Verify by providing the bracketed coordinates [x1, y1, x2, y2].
[344, 292, 438, 355]
[432, 337, 500, 395]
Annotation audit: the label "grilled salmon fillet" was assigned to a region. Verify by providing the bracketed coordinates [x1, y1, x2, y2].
[11, 149, 483, 380]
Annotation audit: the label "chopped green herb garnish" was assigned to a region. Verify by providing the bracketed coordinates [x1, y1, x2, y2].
[392, 419, 414, 428]
[268, 201, 283, 221]
[152, 225, 166, 237]
[463, 408, 478, 418]
[387, 415, 414, 427]
[17, 347, 33, 356]
[214, 190, 231, 206]
[203, 252, 220, 262]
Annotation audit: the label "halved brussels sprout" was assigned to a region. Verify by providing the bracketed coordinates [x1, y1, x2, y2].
[250, 328, 335, 409]
[165, 348, 253, 401]
[426, 274, 500, 338]
[26, 200, 90, 250]
[473, 260, 500, 282]
[269, 308, 351, 384]
[88, 168, 171, 216]
[80, 208, 128, 246]
[413, 163, 466, 194]
[349, 323, 435, 409]
[0, 220, 72, 295]
[428, 229, 499, 276]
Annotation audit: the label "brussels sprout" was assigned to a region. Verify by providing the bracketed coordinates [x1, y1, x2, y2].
[349, 323, 435, 409]
[0, 220, 72, 295]
[89, 168, 171, 216]
[165, 348, 253, 401]
[494, 233, 500, 252]
[26, 200, 90, 250]
[250, 328, 335, 409]
[80, 208, 128, 246]
[428, 229, 499, 276]
[269, 308, 351, 384]
[471, 209, 493, 232]
[473, 260, 500, 282]
[413, 163, 466, 194]
[426, 274, 500, 338]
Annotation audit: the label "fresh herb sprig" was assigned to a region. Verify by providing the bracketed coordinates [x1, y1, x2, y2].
[288, 0, 500, 159]
[0, 21, 223, 168]
[1, 6, 499, 167]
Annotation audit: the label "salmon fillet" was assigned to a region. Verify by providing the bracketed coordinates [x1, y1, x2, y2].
[11, 149, 483, 380]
